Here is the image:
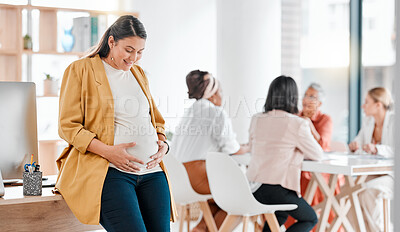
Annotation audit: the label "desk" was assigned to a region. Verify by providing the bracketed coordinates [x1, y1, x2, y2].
[303, 153, 393, 232]
[231, 152, 394, 232]
[0, 186, 103, 232]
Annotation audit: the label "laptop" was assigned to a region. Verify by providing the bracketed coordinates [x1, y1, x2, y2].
[42, 175, 57, 187]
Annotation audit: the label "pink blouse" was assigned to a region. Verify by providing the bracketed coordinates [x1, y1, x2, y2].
[246, 110, 323, 194]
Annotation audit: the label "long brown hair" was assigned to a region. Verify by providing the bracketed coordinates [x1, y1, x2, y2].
[86, 15, 147, 58]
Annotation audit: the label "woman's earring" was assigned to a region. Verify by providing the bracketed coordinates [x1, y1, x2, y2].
[111, 57, 114, 61]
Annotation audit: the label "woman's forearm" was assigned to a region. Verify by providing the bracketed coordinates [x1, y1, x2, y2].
[308, 122, 321, 142]
[87, 138, 112, 159]
[233, 144, 250, 155]
[311, 128, 321, 142]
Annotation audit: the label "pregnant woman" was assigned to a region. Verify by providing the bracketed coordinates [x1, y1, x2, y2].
[56, 15, 176, 231]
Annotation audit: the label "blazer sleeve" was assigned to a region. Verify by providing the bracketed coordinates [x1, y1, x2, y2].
[352, 129, 364, 146]
[297, 119, 323, 161]
[152, 96, 166, 137]
[376, 114, 394, 158]
[351, 117, 369, 146]
[375, 145, 393, 158]
[58, 62, 96, 154]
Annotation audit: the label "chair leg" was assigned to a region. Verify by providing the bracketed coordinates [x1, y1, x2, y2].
[179, 205, 186, 232]
[198, 201, 218, 232]
[242, 216, 250, 232]
[219, 215, 243, 232]
[186, 205, 191, 232]
[383, 198, 389, 232]
[264, 213, 280, 232]
[250, 215, 262, 232]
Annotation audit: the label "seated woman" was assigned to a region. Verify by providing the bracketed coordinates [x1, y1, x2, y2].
[247, 75, 323, 232]
[349, 87, 394, 231]
[349, 87, 394, 158]
[285, 83, 340, 231]
[171, 70, 248, 232]
[300, 83, 332, 151]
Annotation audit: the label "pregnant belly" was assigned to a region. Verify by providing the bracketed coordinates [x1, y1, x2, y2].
[115, 134, 159, 168]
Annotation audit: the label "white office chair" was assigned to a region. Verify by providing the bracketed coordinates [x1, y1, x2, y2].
[205, 152, 297, 232]
[163, 155, 218, 232]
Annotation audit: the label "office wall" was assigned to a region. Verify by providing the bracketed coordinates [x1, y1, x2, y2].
[121, 0, 217, 133]
[217, 0, 281, 142]
[123, 0, 281, 143]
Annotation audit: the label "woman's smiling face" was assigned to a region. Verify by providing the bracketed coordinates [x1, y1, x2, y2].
[108, 36, 146, 71]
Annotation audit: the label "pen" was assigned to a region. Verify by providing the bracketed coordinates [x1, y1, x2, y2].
[30, 154, 34, 165]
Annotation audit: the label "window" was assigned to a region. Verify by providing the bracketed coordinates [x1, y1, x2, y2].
[362, 0, 396, 100]
[299, 0, 350, 143]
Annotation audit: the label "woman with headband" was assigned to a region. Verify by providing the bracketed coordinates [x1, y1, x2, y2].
[171, 70, 249, 232]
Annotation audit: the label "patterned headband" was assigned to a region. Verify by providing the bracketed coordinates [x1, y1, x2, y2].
[202, 77, 219, 99]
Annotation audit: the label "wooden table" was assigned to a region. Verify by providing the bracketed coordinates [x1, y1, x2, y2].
[231, 152, 394, 232]
[0, 186, 103, 232]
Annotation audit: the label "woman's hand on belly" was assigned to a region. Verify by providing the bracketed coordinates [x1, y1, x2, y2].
[146, 140, 168, 169]
[106, 142, 145, 172]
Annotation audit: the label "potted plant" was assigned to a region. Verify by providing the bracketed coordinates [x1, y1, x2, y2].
[43, 73, 58, 96]
[23, 34, 32, 50]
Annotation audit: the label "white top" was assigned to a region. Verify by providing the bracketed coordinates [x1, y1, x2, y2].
[102, 61, 161, 175]
[171, 99, 240, 163]
[352, 111, 394, 158]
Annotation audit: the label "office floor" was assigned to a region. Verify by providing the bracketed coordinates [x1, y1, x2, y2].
[170, 220, 255, 232]
[92, 220, 254, 231]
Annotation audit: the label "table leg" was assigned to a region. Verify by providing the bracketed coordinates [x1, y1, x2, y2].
[345, 176, 367, 232]
[314, 173, 336, 231]
[304, 174, 318, 204]
[312, 173, 354, 232]
[328, 200, 352, 232]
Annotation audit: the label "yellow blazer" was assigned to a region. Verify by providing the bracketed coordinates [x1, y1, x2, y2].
[56, 54, 177, 225]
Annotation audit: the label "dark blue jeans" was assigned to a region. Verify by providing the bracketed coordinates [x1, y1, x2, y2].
[100, 168, 171, 232]
[253, 184, 318, 232]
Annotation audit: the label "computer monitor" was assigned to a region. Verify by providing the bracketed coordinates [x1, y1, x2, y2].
[0, 82, 38, 182]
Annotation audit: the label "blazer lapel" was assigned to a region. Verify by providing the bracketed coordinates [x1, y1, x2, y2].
[381, 111, 392, 144]
[90, 55, 115, 143]
[90, 55, 106, 86]
[365, 117, 375, 144]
